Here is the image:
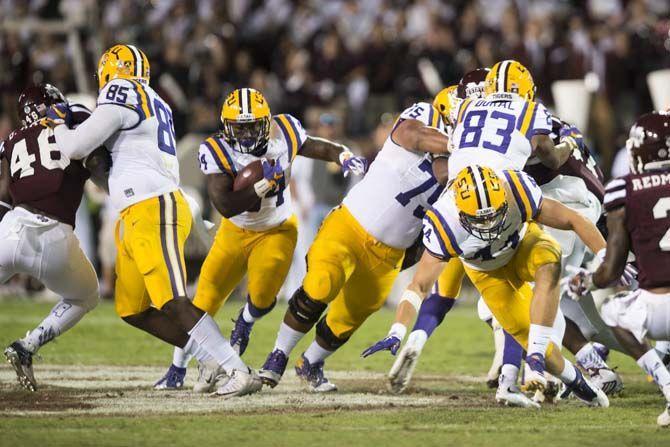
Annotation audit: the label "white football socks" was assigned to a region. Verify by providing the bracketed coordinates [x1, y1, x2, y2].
[22, 301, 91, 353]
[273, 322, 305, 355]
[172, 347, 193, 369]
[303, 341, 334, 364]
[242, 303, 256, 324]
[575, 343, 608, 369]
[557, 359, 578, 384]
[638, 349, 670, 391]
[499, 364, 520, 389]
[527, 324, 554, 357]
[187, 314, 246, 372]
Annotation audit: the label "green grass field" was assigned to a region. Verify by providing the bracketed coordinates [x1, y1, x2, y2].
[0, 297, 668, 446]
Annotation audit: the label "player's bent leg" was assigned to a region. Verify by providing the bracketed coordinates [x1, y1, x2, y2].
[295, 318, 345, 392]
[601, 290, 670, 423]
[260, 287, 328, 387]
[5, 226, 100, 392]
[236, 218, 297, 355]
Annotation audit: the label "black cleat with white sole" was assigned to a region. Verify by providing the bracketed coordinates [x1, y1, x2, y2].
[4, 341, 37, 392]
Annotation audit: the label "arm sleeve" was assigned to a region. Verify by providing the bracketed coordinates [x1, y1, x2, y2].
[53, 105, 127, 160]
[603, 177, 627, 212]
[531, 103, 553, 136]
[503, 170, 544, 222]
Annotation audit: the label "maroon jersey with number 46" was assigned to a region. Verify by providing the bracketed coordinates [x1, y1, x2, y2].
[0, 105, 91, 227]
[604, 171, 670, 289]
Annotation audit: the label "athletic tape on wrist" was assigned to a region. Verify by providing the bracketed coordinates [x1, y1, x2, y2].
[254, 179, 272, 197]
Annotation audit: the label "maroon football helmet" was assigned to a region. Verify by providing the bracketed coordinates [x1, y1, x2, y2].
[17, 83, 66, 126]
[457, 68, 490, 100]
[627, 111, 670, 174]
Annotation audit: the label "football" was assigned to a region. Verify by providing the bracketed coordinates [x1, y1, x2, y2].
[233, 159, 266, 191]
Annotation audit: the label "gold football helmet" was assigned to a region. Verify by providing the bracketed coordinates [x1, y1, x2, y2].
[452, 166, 508, 241]
[433, 85, 460, 126]
[97, 44, 150, 90]
[221, 88, 271, 155]
[484, 60, 535, 101]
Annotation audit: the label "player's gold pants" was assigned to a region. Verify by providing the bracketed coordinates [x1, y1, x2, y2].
[114, 190, 192, 317]
[463, 223, 562, 350]
[193, 215, 298, 315]
[303, 206, 405, 339]
[434, 257, 465, 297]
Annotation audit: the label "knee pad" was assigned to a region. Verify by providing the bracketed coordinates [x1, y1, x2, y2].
[288, 287, 327, 326]
[247, 295, 276, 318]
[316, 317, 349, 350]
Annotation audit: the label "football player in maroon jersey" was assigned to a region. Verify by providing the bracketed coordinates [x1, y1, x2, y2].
[1, 84, 105, 391]
[570, 111, 670, 426]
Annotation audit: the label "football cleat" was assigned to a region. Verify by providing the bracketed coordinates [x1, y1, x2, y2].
[193, 360, 227, 394]
[658, 403, 670, 427]
[532, 376, 562, 404]
[496, 385, 540, 409]
[154, 364, 187, 390]
[586, 367, 623, 395]
[523, 353, 547, 392]
[213, 367, 262, 398]
[295, 354, 337, 392]
[4, 341, 37, 392]
[388, 342, 423, 394]
[230, 309, 254, 356]
[259, 349, 288, 388]
[563, 368, 609, 407]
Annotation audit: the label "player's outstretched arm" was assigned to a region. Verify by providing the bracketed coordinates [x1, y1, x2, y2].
[392, 119, 450, 155]
[300, 136, 368, 176]
[362, 251, 447, 358]
[300, 136, 349, 163]
[51, 105, 126, 160]
[536, 197, 606, 253]
[206, 173, 261, 218]
[592, 207, 630, 288]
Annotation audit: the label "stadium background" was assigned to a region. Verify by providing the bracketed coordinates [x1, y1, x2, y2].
[0, 0, 669, 301]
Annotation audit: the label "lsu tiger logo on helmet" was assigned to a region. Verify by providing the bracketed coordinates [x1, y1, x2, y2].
[484, 60, 535, 101]
[433, 85, 460, 126]
[97, 44, 150, 90]
[452, 166, 508, 241]
[221, 88, 271, 156]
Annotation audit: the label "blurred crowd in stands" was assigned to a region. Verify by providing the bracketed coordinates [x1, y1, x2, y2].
[0, 0, 669, 297]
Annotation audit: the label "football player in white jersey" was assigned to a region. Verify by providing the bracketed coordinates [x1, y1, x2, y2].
[258, 94, 451, 391]
[383, 63, 591, 403]
[154, 88, 367, 390]
[47, 44, 261, 398]
[366, 165, 613, 407]
[449, 60, 576, 177]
